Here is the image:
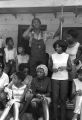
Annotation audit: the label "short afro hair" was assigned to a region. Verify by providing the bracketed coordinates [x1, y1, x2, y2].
[6, 37, 13, 45]
[32, 18, 41, 26]
[67, 29, 78, 39]
[16, 72, 25, 82]
[53, 40, 68, 52]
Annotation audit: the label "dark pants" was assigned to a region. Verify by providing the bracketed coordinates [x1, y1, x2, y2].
[4, 60, 16, 77]
[52, 80, 68, 120]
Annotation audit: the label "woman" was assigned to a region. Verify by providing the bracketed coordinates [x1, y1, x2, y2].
[31, 64, 51, 120]
[66, 29, 82, 100]
[1, 72, 27, 120]
[23, 18, 53, 77]
[49, 40, 72, 120]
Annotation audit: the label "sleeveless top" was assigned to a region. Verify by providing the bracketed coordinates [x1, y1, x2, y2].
[4, 47, 17, 63]
[66, 42, 80, 64]
[74, 78, 82, 91]
[17, 54, 29, 65]
[51, 52, 69, 80]
[12, 84, 26, 102]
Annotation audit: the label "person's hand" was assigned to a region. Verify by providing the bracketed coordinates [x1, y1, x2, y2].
[76, 90, 82, 96]
[74, 59, 79, 65]
[29, 25, 33, 31]
[58, 66, 66, 71]
[36, 94, 42, 98]
[53, 68, 58, 73]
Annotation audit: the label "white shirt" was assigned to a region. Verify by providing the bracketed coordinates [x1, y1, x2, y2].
[0, 72, 9, 89]
[17, 54, 29, 65]
[74, 78, 82, 91]
[4, 47, 17, 63]
[12, 84, 26, 102]
[66, 42, 80, 64]
[51, 52, 69, 80]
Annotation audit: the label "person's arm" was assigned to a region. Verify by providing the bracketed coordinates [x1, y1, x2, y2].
[31, 79, 36, 95]
[66, 56, 72, 71]
[45, 78, 51, 97]
[48, 56, 58, 73]
[23, 25, 33, 38]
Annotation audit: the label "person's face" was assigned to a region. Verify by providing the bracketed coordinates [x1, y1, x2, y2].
[23, 68, 29, 76]
[78, 73, 82, 81]
[55, 44, 62, 54]
[37, 68, 45, 79]
[18, 47, 24, 54]
[8, 39, 14, 47]
[66, 34, 74, 46]
[33, 19, 41, 29]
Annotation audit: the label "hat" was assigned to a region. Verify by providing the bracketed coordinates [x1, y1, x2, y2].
[36, 64, 48, 76]
[77, 67, 82, 74]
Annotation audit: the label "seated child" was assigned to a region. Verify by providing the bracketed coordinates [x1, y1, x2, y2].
[31, 64, 51, 120]
[4, 37, 17, 76]
[17, 46, 29, 71]
[0, 72, 27, 120]
[72, 67, 82, 120]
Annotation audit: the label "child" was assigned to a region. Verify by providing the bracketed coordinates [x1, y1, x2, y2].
[4, 37, 17, 76]
[72, 67, 82, 120]
[17, 46, 29, 71]
[0, 72, 27, 120]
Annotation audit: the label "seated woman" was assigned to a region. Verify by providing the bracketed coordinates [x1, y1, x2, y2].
[0, 72, 27, 120]
[31, 64, 51, 120]
[72, 67, 82, 120]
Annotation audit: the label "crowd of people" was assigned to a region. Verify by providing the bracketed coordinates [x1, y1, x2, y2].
[0, 17, 82, 120]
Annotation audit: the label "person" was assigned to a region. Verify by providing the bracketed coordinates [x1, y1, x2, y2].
[31, 64, 51, 120]
[4, 37, 17, 76]
[19, 65, 33, 119]
[0, 48, 4, 67]
[48, 40, 72, 120]
[0, 63, 9, 108]
[23, 17, 54, 77]
[0, 37, 5, 49]
[66, 29, 82, 100]
[72, 67, 82, 120]
[16, 46, 29, 71]
[1, 72, 27, 120]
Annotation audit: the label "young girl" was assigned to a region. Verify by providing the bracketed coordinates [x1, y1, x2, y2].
[0, 72, 27, 120]
[17, 46, 29, 71]
[49, 40, 72, 120]
[4, 37, 17, 76]
[72, 67, 82, 120]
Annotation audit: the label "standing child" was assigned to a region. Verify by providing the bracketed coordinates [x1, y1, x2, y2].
[72, 67, 82, 120]
[17, 46, 29, 71]
[4, 37, 17, 76]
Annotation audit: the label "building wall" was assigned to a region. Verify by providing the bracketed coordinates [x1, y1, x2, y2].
[0, 12, 82, 54]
